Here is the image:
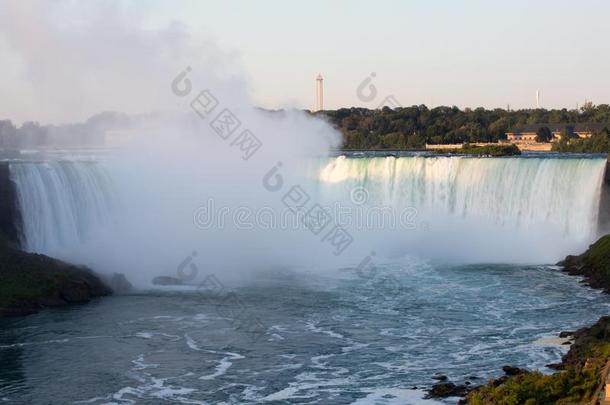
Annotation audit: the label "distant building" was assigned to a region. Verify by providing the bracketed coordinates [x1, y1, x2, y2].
[506, 123, 606, 142]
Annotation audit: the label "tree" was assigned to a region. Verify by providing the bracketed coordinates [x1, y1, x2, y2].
[560, 127, 577, 141]
[535, 126, 553, 143]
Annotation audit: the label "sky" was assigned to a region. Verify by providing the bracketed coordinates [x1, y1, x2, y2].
[1, 0, 609, 123]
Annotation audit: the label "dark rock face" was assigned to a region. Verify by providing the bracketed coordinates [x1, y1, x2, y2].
[425, 382, 472, 399]
[0, 163, 22, 247]
[597, 159, 610, 235]
[0, 241, 111, 316]
[560, 315, 610, 369]
[479, 366, 530, 389]
[501, 365, 527, 376]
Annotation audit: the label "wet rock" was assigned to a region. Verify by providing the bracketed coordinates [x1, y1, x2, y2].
[60, 280, 94, 303]
[152, 276, 183, 286]
[432, 374, 448, 381]
[502, 365, 527, 376]
[559, 331, 575, 338]
[546, 362, 564, 370]
[425, 382, 471, 399]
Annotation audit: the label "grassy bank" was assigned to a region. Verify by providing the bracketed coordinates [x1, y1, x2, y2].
[559, 235, 610, 292]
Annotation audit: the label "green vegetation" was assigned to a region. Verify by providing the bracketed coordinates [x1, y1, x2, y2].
[466, 316, 610, 405]
[552, 128, 610, 153]
[433, 143, 521, 157]
[319, 103, 610, 150]
[467, 369, 600, 405]
[560, 234, 610, 291]
[535, 126, 553, 143]
[580, 234, 610, 284]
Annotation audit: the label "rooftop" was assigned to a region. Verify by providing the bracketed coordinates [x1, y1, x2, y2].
[508, 123, 607, 133]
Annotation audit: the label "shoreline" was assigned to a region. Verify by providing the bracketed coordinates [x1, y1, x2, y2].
[444, 235, 610, 404]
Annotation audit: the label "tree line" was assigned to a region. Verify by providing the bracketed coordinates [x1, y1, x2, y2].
[3, 106, 610, 152]
[319, 103, 610, 150]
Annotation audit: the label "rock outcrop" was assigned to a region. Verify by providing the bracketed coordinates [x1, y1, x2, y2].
[558, 234, 610, 292]
[0, 163, 22, 246]
[0, 240, 111, 316]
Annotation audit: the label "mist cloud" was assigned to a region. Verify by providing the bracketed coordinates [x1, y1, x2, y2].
[0, 0, 242, 124]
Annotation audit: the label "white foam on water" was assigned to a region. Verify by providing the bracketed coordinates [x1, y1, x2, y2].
[199, 352, 245, 381]
[184, 334, 201, 351]
[348, 388, 445, 405]
[305, 320, 345, 339]
[97, 354, 205, 405]
[533, 336, 573, 346]
[134, 332, 180, 341]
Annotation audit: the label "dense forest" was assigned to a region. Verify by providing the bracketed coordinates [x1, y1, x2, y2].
[319, 103, 610, 150]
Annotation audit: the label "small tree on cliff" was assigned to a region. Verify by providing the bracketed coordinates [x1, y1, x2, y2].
[535, 126, 553, 143]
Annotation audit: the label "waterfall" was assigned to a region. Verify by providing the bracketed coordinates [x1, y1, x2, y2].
[318, 156, 606, 249]
[7, 155, 608, 267]
[9, 161, 114, 254]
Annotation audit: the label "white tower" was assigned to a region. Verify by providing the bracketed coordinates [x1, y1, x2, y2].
[315, 74, 324, 111]
[536, 90, 541, 109]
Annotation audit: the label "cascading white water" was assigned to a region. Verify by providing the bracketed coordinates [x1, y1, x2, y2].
[7, 155, 608, 268]
[9, 161, 115, 254]
[317, 156, 607, 261]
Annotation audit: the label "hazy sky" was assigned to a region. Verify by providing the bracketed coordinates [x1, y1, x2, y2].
[148, 0, 610, 111]
[1, 0, 609, 123]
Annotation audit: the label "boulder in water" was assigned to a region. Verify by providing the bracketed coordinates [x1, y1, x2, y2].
[501, 365, 527, 376]
[152, 276, 183, 286]
[425, 382, 471, 399]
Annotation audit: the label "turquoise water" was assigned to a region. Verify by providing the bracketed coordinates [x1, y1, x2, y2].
[1, 263, 609, 404]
